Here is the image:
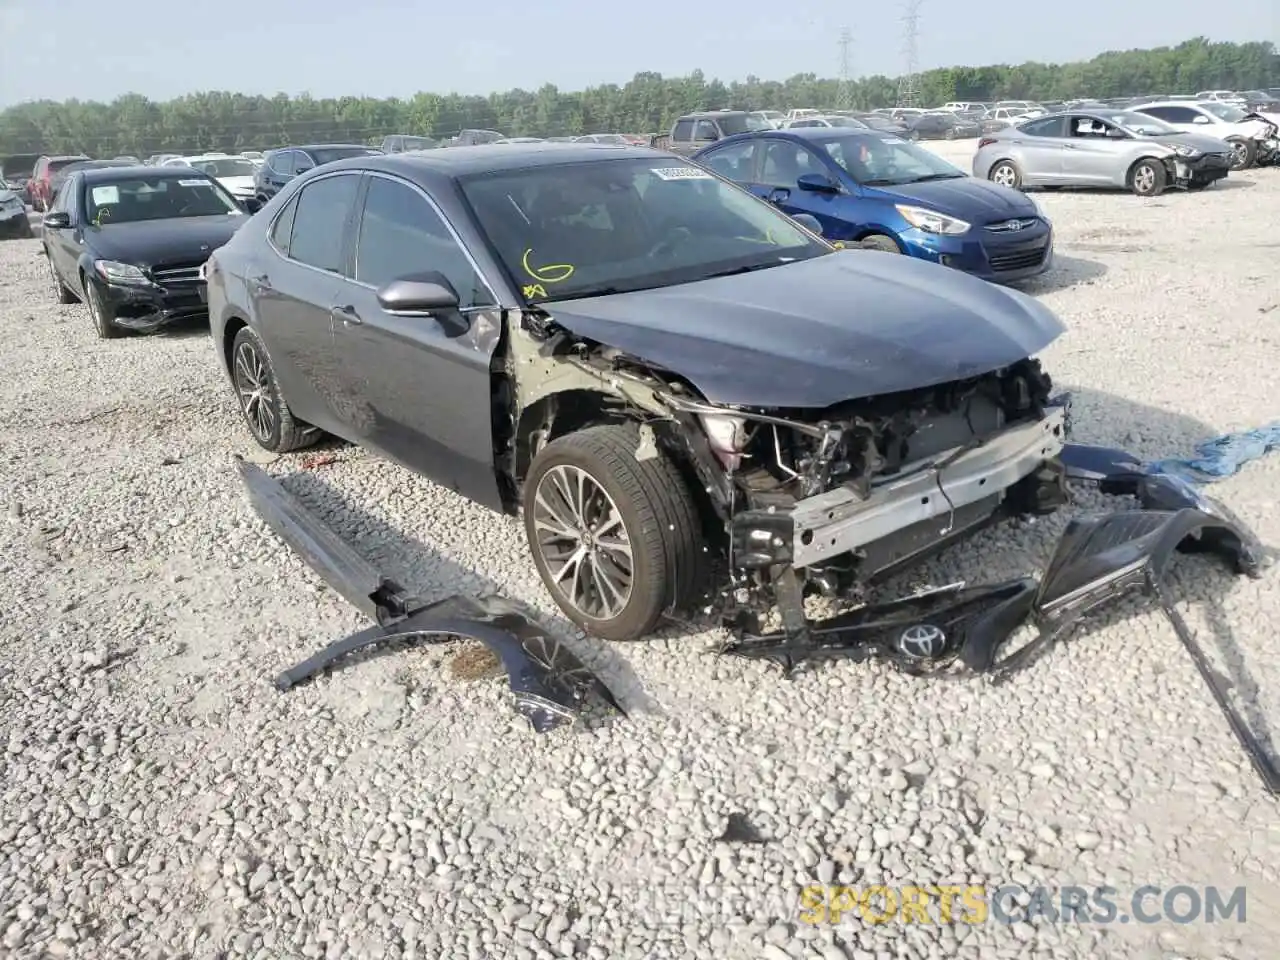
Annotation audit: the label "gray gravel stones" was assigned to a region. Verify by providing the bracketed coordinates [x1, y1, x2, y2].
[3, 159, 1280, 959]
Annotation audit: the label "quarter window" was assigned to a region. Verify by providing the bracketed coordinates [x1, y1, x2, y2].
[672, 120, 695, 140]
[354, 176, 493, 308]
[269, 193, 299, 255]
[287, 174, 358, 273]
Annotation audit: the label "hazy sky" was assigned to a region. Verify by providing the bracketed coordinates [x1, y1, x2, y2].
[0, 0, 1276, 106]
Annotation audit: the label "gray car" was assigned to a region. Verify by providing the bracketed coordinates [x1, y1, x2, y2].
[972, 110, 1234, 196]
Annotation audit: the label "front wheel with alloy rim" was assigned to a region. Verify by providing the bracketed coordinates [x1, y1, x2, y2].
[1226, 138, 1255, 171]
[1128, 158, 1167, 197]
[229, 326, 317, 453]
[988, 160, 1022, 190]
[84, 276, 125, 339]
[523, 424, 707, 642]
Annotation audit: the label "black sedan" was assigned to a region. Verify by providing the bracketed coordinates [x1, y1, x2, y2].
[906, 112, 983, 140]
[42, 165, 259, 339]
[206, 143, 1078, 645]
[48, 158, 137, 204]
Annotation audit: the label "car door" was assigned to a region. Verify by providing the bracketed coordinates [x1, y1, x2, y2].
[753, 139, 854, 241]
[44, 174, 82, 288]
[331, 172, 505, 511]
[1003, 115, 1069, 183]
[1061, 115, 1125, 183]
[252, 170, 361, 434]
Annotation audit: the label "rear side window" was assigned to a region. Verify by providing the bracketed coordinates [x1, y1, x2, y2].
[286, 174, 358, 273]
[269, 194, 299, 255]
[1019, 117, 1065, 137]
[672, 120, 695, 141]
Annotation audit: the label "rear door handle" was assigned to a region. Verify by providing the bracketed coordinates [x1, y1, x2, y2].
[249, 274, 272, 293]
[331, 304, 362, 325]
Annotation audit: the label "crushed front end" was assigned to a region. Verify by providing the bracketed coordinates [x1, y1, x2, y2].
[657, 357, 1070, 622]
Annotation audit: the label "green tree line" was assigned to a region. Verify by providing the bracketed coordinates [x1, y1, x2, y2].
[1, 36, 1275, 158]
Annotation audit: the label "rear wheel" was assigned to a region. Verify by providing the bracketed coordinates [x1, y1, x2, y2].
[858, 234, 901, 253]
[47, 254, 76, 304]
[988, 160, 1022, 190]
[1226, 137, 1255, 171]
[1128, 158, 1167, 197]
[523, 424, 706, 642]
[229, 326, 316, 453]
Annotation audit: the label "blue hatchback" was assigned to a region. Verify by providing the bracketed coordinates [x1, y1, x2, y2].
[693, 128, 1053, 282]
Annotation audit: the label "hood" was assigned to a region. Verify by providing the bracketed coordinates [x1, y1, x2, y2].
[86, 215, 248, 265]
[545, 251, 1065, 408]
[865, 176, 1036, 221]
[1151, 131, 1236, 153]
[218, 175, 256, 193]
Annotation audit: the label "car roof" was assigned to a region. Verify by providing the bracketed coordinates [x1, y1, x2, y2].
[288, 143, 379, 153]
[79, 165, 208, 183]
[711, 128, 907, 147]
[321, 142, 665, 177]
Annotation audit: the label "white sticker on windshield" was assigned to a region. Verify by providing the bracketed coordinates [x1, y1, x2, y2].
[879, 137, 904, 144]
[178, 179, 210, 187]
[90, 185, 119, 205]
[650, 166, 712, 180]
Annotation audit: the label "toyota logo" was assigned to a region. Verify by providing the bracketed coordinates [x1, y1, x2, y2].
[897, 624, 946, 660]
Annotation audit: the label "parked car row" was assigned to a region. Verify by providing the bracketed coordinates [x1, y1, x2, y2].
[973, 106, 1279, 195]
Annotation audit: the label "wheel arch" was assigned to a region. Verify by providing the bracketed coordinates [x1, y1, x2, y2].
[1127, 154, 1172, 185]
[850, 228, 904, 250]
[220, 313, 250, 380]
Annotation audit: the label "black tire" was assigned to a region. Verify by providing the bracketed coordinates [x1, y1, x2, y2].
[229, 325, 316, 453]
[84, 275, 125, 338]
[1226, 137, 1255, 171]
[47, 253, 76, 304]
[909, 129, 920, 141]
[988, 160, 1023, 190]
[523, 423, 706, 642]
[944, 127, 957, 140]
[858, 234, 901, 253]
[1128, 158, 1167, 197]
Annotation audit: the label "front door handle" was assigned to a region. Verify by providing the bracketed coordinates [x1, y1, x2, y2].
[331, 304, 362, 325]
[248, 274, 272, 293]
[1062, 143, 1076, 149]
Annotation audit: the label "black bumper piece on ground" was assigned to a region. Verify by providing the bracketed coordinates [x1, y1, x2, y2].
[236, 458, 623, 733]
[723, 443, 1277, 793]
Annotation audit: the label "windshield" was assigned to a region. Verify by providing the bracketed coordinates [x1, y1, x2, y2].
[188, 157, 257, 177]
[460, 157, 828, 302]
[1200, 102, 1246, 122]
[821, 135, 965, 186]
[310, 146, 382, 165]
[47, 157, 86, 175]
[718, 114, 773, 134]
[825, 116, 868, 128]
[84, 175, 244, 226]
[1104, 111, 1177, 135]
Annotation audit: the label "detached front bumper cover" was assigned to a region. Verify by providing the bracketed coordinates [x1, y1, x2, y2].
[724, 443, 1277, 792]
[237, 458, 623, 733]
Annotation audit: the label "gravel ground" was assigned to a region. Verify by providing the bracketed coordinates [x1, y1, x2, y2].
[2, 161, 1279, 960]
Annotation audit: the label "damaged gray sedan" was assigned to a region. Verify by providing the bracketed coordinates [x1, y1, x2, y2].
[206, 144, 1273, 782]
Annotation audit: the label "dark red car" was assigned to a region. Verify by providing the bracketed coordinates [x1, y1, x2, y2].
[30, 154, 89, 211]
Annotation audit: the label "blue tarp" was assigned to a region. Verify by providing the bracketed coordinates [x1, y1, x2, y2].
[1148, 422, 1280, 483]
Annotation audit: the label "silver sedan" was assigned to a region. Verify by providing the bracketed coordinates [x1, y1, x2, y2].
[972, 111, 1234, 197]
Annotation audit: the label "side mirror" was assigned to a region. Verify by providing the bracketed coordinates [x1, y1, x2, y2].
[1193, 115, 1211, 124]
[1105, 127, 1127, 139]
[791, 212, 823, 235]
[42, 211, 71, 229]
[796, 173, 840, 194]
[376, 275, 461, 315]
[241, 197, 263, 214]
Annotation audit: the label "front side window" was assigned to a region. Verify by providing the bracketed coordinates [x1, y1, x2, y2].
[819, 135, 966, 186]
[759, 140, 827, 187]
[460, 157, 828, 303]
[692, 121, 719, 140]
[286, 174, 358, 272]
[84, 175, 243, 226]
[354, 176, 493, 307]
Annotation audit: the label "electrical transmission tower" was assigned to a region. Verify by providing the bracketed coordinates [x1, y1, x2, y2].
[896, 0, 922, 107]
[838, 27, 854, 109]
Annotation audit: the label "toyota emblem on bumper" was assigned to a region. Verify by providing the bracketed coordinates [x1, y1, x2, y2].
[897, 624, 946, 659]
